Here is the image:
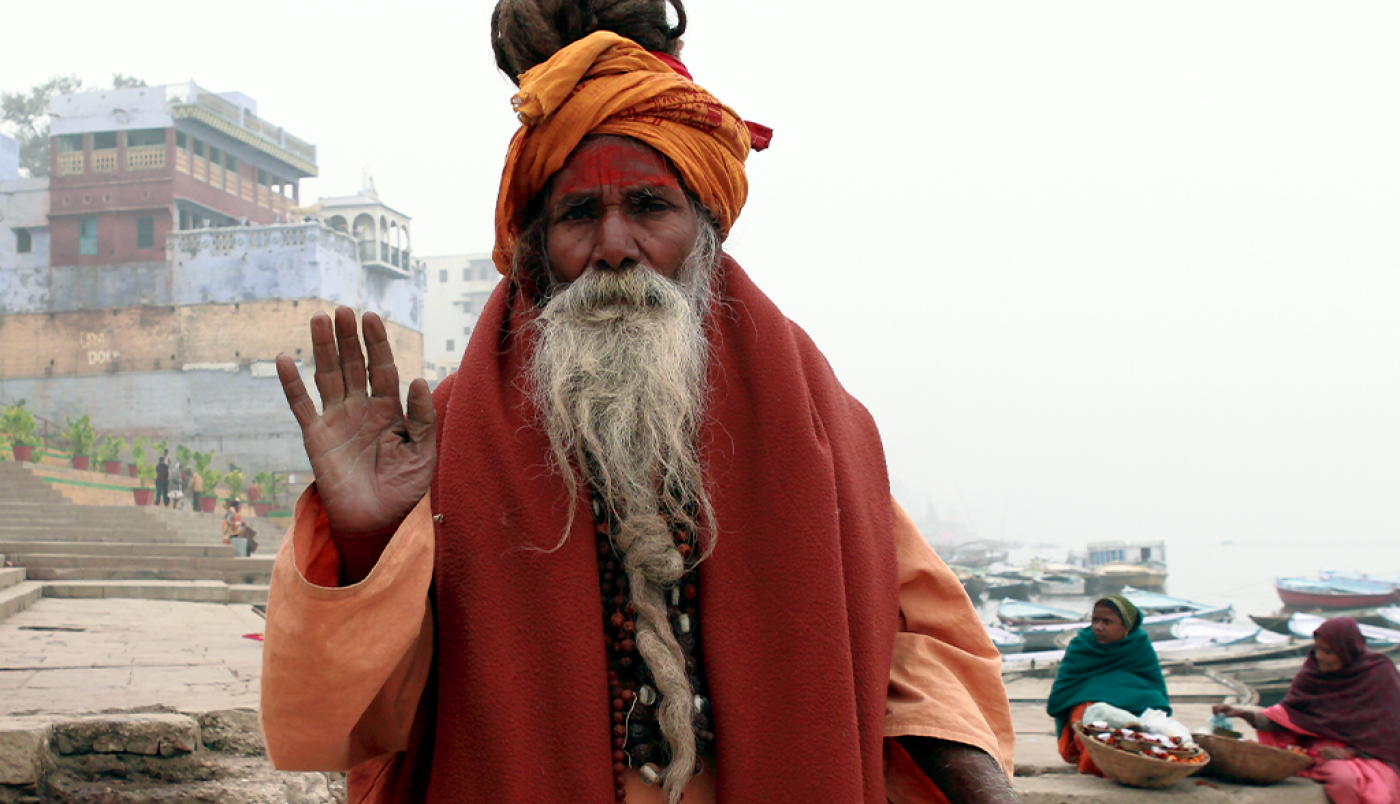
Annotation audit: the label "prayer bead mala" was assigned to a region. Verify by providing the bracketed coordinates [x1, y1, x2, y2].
[593, 488, 714, 802]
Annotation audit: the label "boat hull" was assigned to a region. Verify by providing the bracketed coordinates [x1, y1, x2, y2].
[1277, 587, 1396, 610]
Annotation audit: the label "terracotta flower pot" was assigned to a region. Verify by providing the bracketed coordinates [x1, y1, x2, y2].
[133, 488, 155, 506]
[200, 496, 218, 514]
[12, 445, 33, 463]
[252, 501, 274, 518]
[247, 486, 262, 503]
[128, 463, 138, 477]
[103, 460, 122, 475]
[71, 456, 90, 471]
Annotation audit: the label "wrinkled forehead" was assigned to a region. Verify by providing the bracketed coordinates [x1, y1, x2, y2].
[548, 135, 685, 201]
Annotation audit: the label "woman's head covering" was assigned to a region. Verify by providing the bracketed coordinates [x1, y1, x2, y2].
[492, 30, 767, 275]
[1045, 627, 1168, 735]
[1282, 617, 1400, 772]
[1095, 594, 1142, 633]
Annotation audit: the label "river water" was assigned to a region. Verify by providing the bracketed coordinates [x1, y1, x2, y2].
[981, 538, 1400, 622]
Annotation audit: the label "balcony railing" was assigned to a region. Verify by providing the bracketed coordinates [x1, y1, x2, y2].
[56, 152, 84, 176]
[92, 149, 117, 173]
[208, 164, 224, 190]
[167, 221, 358, 261]
[175, 150, 190, 174]
[193, 157, 207, 182]
[126, 145, 165, 171]
[257, 186, 269, 208]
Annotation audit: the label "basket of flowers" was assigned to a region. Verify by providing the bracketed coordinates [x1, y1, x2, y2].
[1194, 733, 1314, 785]
[1074, 723, 1211, 789]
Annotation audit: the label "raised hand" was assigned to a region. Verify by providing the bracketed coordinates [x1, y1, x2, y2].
[277, 307, 436, 582]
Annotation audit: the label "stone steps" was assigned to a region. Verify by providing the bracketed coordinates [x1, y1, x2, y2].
[0, 541, 235, 558]
[41, 580, 269, 605]
[6, 553, 272, 572]
[0, 579, 42, 621]
[0, 566, 26, 591]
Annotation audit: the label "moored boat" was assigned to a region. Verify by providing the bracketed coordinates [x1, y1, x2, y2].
[1019, 604, 1235, 651]
[1286, 612, 1400, 644]
[985, 624, 1026, 655]
[1034, 573, 1085, 596]
[1122, 588, 1234, 621]
[1089, 561, 1168, 593]
[995, 599, 1083, 627]
[1275, 577, 1398, 610]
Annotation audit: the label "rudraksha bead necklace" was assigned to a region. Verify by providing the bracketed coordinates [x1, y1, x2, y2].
[592, 485, 714, 802]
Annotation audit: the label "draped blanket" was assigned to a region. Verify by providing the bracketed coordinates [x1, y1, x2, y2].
[1046, 628, 1170, 735]
[391, 256, 900, 803]
[1281, 618, 1400, 773]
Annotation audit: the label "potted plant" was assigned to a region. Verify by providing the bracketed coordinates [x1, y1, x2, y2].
[251, 471, 283, 517]
[1, 400, 40, 463]
[63, 415, 96, 471]
[129, 436, 149, 477]
[96, 435, 127, 475]
[225, 465, 245, 503]
[195, 450, 223, 513]
[133, 462, 156, 506]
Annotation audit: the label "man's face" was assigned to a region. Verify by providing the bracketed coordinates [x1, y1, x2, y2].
[544, 136, 699, 284]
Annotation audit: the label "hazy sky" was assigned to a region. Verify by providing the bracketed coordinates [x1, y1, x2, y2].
[8, 2, 1400, 560]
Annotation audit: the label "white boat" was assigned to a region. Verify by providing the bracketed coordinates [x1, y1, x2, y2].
[1287, 612, 1400, 644]
[1121, 588, 1234, 621]
[995, 599, 1083, 626]
[1378, 607, 1400, 629]
[1170, 618, 1289, 646]
[1035, 573, 1086, 596]
[1017, 604, 1235, 651]
[985, 625, 1027, 655]
[1320, 570, 1400, 591]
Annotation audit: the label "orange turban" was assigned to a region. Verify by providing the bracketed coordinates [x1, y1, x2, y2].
[492, 31, 761, 275]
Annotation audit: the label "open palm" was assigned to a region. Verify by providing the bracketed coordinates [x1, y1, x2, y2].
[277, 308, 436, 552]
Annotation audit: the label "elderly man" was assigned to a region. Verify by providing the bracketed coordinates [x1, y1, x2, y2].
[260, 2, 1016, 803]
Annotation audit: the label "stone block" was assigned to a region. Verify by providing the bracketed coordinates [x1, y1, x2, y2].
[0, 718, 50, 785]
[1015, 773, 1328, 804]
[50, 714, 200, 758]
[195, 709, 265, 757]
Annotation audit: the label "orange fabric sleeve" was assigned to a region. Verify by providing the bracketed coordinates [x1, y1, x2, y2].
[883, 498, 1016, 804]
[1057, 702, 1103, 776]
[260, 487, 436, 772]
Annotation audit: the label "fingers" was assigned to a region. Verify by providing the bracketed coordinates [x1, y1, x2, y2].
[309, 312, 345, 408]
[335, 306, 369, 398]
[405, 378, 437, 464]
[363, 312, 401, 399]
[276, 354, 319, 430]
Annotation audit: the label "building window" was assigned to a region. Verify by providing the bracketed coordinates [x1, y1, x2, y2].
[439, 270, 448, 283]
[463, 326, 472, 336]
[209, 146, 222, 165]
[445, 339, 454, 352]
[125, 129, 165, 147]
[79, 218, 98, 255]
[56, 134, 84, 153]
[463, 267, 470, 281]
[14, 228, 31, 254]
[225, 154, 238, 171]
[92, 132, 117, 149]
[176, 132, 188, 149]
[257, 169, 270, 186]
[136, 216, 155, 249]
[193, 140, 206, 158]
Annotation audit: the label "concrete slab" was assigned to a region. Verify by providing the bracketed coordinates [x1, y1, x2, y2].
[1014, 773, 1327, 804]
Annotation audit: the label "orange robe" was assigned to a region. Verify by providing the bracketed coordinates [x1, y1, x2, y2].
[260, 491, 1014, 803]
[1055, 702, 1104, 777]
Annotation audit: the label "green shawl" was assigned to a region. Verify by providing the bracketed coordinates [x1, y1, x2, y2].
[1046, 627, 1171, 735]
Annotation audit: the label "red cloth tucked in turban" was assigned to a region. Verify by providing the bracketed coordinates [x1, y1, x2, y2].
[492, 31, 758, 275]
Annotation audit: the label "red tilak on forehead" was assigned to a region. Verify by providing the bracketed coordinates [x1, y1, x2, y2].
[551, 139, 682, 199]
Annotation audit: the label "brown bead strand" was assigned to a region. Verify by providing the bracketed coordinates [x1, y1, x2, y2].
[593, 487, 712, 802]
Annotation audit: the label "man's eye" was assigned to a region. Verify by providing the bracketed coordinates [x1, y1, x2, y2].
[560, 202, 595, 221]
[631, 194, 668, 213]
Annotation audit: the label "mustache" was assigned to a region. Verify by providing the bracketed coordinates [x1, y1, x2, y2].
[544, 266, 685, 316]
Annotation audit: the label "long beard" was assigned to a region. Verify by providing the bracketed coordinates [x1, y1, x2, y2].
[527, 228, 718, 801]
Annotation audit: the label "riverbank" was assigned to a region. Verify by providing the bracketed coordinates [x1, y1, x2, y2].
[0, 597, 1329, 803]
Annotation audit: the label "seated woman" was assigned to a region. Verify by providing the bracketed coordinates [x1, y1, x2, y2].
[1215, 618, 1400, 804]
[1046, 594, 1170, 776]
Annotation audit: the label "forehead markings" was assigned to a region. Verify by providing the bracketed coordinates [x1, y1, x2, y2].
[551, 139, 683, 200]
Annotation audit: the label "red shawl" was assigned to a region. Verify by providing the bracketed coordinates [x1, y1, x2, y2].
[383, 257, 900, 802]
[1281, 617, 1400, 772]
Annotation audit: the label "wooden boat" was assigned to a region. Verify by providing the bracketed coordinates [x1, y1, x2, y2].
[1319, 570, 1400, 591]
[1275, 577, 1398, 610]
[1170, 618, 1288, 646]
[1016, 604, 1235, 651]
[1254, 607, 1392, 633]
[1378, 607, 1400, 629]
[995, 599, 1083, 627]
[1286, 612, 1400, 644]
[983, 577, 1034, 601]
[1035, 573, 1086, 596]
[1089, 562, 1168, 593]
[1001, 665, 1253, 705]
[1122, 588, 1234, 621]
[985, 624, 1026, 655]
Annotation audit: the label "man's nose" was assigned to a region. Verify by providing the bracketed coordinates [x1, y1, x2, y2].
[592, 208, 640, 271]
